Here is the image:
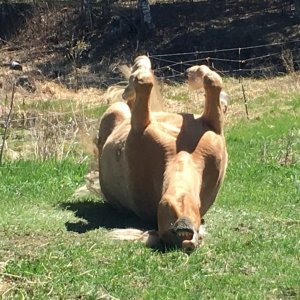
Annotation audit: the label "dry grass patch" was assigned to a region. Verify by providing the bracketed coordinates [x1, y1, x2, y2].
[0, 71, 106, 109]
[161, 72, 300, 126]
[224, 73, 300, 124]
[0, 280, 12, 297]
[1, 71, 299, 162]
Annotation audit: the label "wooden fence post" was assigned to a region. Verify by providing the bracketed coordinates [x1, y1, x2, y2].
[0, 84, 15, 166]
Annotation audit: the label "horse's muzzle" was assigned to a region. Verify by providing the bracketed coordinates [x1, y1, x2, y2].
[171, 216, 199, 252]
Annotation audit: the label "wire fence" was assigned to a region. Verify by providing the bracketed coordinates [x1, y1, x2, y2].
[1, 39, 299, 119]
[1, 38, 300, 161]
[149, 39, 300, 80]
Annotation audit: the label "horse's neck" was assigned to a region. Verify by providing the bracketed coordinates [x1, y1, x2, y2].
[163, 153, 201, 199]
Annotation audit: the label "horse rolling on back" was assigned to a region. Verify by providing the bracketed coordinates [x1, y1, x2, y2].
[97, 56, 228, 251]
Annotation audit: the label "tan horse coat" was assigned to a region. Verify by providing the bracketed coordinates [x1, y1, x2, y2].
[98, 58, 227, 251]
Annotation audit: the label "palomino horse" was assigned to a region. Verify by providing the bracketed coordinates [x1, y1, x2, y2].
[97, 56, 227, 251]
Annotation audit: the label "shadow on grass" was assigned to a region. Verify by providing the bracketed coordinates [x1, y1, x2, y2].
[61, 199, 196, 253]
[60, 199, 153, 234]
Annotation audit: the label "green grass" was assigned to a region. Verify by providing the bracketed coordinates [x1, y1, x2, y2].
[83, 104, 108, 119]
[19, 99, 70, 112]
[0, 96, 299, 299]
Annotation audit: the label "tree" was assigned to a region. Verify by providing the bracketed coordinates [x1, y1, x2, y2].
[296, 0, 300, 19]
[81, 0, 93, 29]
[138, 0, 155, 31]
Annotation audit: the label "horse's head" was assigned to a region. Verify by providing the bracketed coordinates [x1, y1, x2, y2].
[158, 195, 202, 252]
[158, 152, 203, 252]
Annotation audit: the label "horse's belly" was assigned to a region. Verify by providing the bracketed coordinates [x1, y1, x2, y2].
[100, 132, 133, 210]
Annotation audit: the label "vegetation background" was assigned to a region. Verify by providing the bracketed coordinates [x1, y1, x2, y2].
[0, 0, 299, 299]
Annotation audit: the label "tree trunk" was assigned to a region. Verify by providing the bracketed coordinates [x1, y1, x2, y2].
[295, 0, 300, 19]
[103, 0, 111, 18]
[81, 0, 93, 28]
[138, 0, 155, 30]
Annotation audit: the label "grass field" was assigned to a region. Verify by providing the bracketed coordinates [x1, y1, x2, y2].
[0, 76, 299, 299]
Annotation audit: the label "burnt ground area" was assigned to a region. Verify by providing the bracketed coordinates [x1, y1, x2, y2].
[0, 0, 300, 88]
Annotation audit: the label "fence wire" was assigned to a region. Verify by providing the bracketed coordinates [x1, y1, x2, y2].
[1, 38, 299, 160]
[150, 39, 300, 79]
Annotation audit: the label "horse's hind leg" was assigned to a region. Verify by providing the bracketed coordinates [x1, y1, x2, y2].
[97, 102, 130, 153]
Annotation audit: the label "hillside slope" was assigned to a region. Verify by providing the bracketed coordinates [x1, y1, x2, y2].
[0, 0, 299, 88]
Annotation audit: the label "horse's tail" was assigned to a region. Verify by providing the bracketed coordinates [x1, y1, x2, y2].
[107, 224, 206, 249]
[107, 229, 161, 248]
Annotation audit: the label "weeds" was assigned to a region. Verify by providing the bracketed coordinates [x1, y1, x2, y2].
[281, 48, 295, 73]
[66, 36, 91, 92]
[260, 128, 300, 166]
